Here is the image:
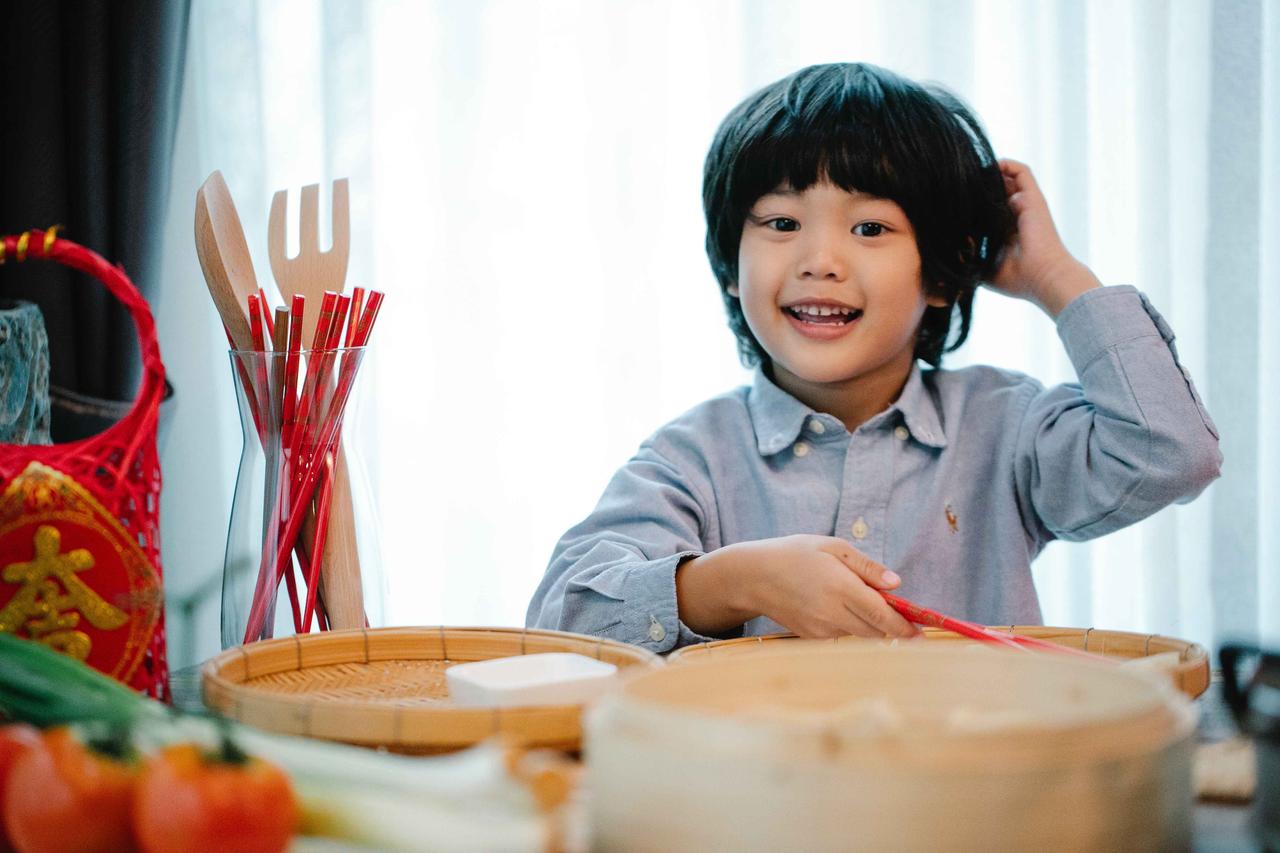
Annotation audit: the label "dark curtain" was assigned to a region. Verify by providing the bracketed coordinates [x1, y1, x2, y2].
[0, 0, 189, 440]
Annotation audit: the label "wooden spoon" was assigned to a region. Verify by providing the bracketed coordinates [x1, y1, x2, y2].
[266, 178, 364, 630]
[195, 171, 260, 350]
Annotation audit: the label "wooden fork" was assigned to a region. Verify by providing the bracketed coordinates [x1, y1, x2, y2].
[268, 180, 351, 346]
[266, 178, 364, 631]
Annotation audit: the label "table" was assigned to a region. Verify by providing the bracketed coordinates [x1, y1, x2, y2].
[170, 665, 1260, 851]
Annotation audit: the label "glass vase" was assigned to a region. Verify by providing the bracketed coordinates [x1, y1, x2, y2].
[221, 347, 382, 648]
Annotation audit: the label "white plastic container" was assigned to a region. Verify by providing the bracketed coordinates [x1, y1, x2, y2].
[446, 652, 619, 708]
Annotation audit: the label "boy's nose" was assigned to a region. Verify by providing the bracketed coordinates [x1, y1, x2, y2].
[797, 242, 847, 281]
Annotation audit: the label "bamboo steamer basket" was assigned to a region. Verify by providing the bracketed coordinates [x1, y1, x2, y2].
[587, 643, 1196, 852]
[668, 625, 1210, 698]
[201, 626, 661, 753]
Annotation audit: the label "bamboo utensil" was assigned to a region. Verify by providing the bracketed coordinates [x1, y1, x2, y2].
[266, 179, 364, 631]
[267, 180, 350, 346]
[195, 171, 260, 351]
[197, 174, 300, 641]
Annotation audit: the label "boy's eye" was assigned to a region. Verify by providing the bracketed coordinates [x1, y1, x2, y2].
[765, 217, 799, 232]
[854, 222, 885, 237]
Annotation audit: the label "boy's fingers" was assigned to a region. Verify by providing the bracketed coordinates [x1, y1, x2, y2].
[845, 591, 919, 639]
[998, 159, 1044, 197]
[825, 544, 900, 589]
[839, 612, 886, 639]
[822, 544, 921, 638]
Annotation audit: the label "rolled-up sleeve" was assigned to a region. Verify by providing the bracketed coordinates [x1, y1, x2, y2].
[524, 443, 730, 652]
[1014, 285, 1222, 543]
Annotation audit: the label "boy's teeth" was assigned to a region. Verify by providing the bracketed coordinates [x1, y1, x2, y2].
[786, 304, 862, 325]
[793, 304, 852, 315]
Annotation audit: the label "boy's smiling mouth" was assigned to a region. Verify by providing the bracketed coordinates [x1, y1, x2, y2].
[782, 300, 863, 325]
[780, 299, 864, 341]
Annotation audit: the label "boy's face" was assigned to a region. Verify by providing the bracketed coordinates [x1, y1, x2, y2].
[733, 181, 944, 402]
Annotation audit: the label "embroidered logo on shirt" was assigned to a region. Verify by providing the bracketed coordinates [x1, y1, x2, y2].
[945, 504, 959, 534]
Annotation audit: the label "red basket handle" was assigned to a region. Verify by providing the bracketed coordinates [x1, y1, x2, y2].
[0, 228, 166, 459]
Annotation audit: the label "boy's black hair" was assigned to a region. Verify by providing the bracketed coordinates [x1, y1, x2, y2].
[702, 63, 1014, 368]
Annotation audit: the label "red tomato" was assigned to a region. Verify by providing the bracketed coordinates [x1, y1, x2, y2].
[0, 724, 42, 853]
[3, 726, 138, 853]
[132, 742, 297, 853]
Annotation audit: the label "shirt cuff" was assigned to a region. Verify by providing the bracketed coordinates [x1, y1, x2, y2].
[618, 550, 733, 653]
[1055, 285, 1174, 372]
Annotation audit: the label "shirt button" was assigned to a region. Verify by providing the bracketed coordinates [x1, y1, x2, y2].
[851, 518, 869, 539]
[793, 442, 810, 457]
[894, 425, 910, 441]
[808, 420, 826, 435]
[647, 617, 666, 643]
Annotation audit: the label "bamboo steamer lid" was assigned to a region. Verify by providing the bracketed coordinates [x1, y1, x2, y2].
[586, 643, 1196, 852]
[667, 626, 1211, 699]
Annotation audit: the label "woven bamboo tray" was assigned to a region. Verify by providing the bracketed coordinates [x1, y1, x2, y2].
[667, 626, 1210, 698]
[201, 626, 662, 753]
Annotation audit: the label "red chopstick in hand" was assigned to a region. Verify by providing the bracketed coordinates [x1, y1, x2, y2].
[881, 592, 1106, 662]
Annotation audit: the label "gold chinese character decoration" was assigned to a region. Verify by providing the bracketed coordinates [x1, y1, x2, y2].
[0, 525, 127, 660]
[0, 462, 160, 684]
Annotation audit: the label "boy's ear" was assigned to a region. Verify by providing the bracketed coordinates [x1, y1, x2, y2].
[924, 281, 948, 308]
[727, 284, 740, 297]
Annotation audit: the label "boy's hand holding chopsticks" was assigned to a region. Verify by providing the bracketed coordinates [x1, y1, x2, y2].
[676, 535, 921, 640]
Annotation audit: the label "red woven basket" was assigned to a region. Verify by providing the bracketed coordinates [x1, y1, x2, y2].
[0, 228, 168, 699]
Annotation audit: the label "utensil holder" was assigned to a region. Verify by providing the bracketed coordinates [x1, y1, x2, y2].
[221, 347, 382, 648]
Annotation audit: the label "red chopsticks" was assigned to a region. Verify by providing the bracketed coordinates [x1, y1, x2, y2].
[881, 592, 1106, 662]
[227, 288, 383, 644]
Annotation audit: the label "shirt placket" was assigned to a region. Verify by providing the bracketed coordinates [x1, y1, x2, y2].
[834, 425, 894, 562]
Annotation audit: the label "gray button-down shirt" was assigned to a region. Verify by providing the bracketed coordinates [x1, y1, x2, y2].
[526, 286, 1222, 653]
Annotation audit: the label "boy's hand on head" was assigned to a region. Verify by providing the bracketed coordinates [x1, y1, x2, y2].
[740, 535, 921, 640]
[988, 159, 1102, 317]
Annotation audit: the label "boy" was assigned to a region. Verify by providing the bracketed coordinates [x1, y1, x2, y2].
[526, 63, 1221, 652]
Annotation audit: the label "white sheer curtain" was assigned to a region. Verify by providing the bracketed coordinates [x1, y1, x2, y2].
[155, 0, 1277, 668]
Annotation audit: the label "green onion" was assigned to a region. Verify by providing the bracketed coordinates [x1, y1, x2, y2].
[0, 633, 153, 727]
[0, 634, 549, 851]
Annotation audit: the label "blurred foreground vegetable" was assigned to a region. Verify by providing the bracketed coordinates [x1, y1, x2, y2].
[133, 740, 297, 853]
[0, 725, 40, 853]
[3, 726, 138, 853]
[0, 635, 548, 852]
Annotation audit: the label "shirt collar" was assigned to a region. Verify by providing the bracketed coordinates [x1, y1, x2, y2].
[747, 369, 817, 455]
[747, 363, 948, 455]
[892, 364, 948, 449]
